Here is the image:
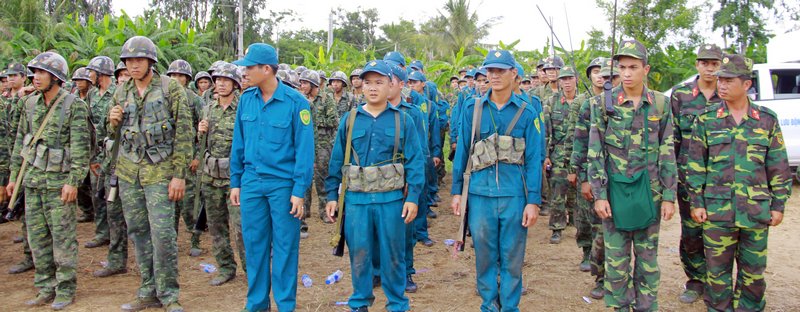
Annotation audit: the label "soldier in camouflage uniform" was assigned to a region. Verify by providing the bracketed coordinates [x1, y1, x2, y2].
[194, 71, 213, 96]
[669, 44, 724, 303]
[588, 40, 676, 311]
[349, 68, 365, 104]
[71, 67, 94, 100]
[167, 59, 204, 257]
[685, 54, 791, 312]
[202, 60, 226, 104]
[299, 70, 339, 225]
[108, 36, 192, 312]
[7, 51, 91, 310]
[115, 61, 131, 86]
[329, 70, 354, 117]
[197, 62, 246, 286]
[543, 66, 585, 245]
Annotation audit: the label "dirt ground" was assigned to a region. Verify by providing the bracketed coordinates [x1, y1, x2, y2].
[2, 179, 799, 312]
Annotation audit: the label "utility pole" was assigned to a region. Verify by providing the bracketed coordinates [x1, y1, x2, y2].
[237, 0, 244, 58]
[328, 10, 334, 63]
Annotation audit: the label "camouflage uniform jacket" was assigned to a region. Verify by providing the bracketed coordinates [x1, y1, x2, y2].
[88, 84, 117, 165]
[685, 101, 791, 229]
[544, 91, 586, 172]
[9, 88, 91, 189]
[571, 97, 594, 184]
[0, 96, 14, 178]
[669, 76, 722, 184]
[200, 94, 238, 188]
[312, 91, 340, 151]
[332, 90, 355, 117]
[587, 86, 677, 203]
[110, 74, 193, 184]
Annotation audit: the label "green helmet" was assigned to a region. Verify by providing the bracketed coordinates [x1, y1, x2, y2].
[543, 56, 564, 70]
[120, 36, 158, 63]
[6, 63, 27, 76]
[586, 57, 606, 79]
[114, 61, 127, 78]
[87, 56, 115, 76]
[72, 67, 93, 82]
[557, 66, 576, 79]
[208, 60, 226, 74]
[329, 70, 349, 87]
[295, 66, 308, 74]
[27, 51, 70, 82]
[350, 68, 364, 78]
[167, 59, 194, 79]
[299, 70, 320, 87]
[194, 71, 212, 88]
[211, 63, 242, 89]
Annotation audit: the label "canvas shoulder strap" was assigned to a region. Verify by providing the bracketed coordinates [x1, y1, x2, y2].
[345, 108, 359, 167]
[27, 92, 68, 149]
[392, 110, 400, 162]
[504, 101, 529, 136]
[54, 94, 76, 148]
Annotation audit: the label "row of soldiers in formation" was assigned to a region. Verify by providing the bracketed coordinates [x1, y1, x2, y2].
[0, 34, 790, 312]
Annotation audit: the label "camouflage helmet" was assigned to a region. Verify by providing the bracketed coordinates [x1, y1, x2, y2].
[586, 57, 606, 79]
[6, 63, 27, 76]
[27, 51, 69, 82]
[208, 60, 226, 74]
[299, 70, 320, 87]
[317, 70, 327, 80]
[27, 68, 34, 79]
[542, 55, 564, 70]
[350, 68, 364, 78]
[278, 63, 291, 71]
[295, 66, 308, 74]
[328, 70, 349, 87]
[114, 61, 127, 77]
[87, 56, 115, 76]
[194, 71, 212, 82]
[71, 67, 93, 82]
[211, 62, 242, 89]
[287, 70, 300, 88]
[0, 70, 6, 79]
[276, 69, 289, 83]
[167, 59, 194, 79]
[120, 36, 158, 63]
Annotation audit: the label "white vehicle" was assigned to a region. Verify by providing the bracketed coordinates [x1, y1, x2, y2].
[665, 63, 800, 167]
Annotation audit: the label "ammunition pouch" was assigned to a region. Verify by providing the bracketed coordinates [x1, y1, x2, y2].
[343, 163, 405, 193]
[202, 151, 230, 179]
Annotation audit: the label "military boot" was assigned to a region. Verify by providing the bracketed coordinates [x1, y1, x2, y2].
[12, 235, 23, 243]
[164, 301, 184, 312]
[8, 258, 34, 274]
[579, 246, 591, 272]
[589, 281, 604, 299]
[25, 292, 55, 306]
[679, 288, 702, 304]
[405, 274, 418, 293]
[549, 230, 562, 244]
[189, 232, 203, 257]
[51, 295, 74, 310]
[84, 237, 110, 248]
[93, 267, 127, 277]
[77, 213, 93, 223]
[121, 297, 162, 312]
[210, 272, 236, 286]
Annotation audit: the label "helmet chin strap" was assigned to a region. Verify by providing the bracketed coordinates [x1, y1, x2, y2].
[41, 75, 59, 93]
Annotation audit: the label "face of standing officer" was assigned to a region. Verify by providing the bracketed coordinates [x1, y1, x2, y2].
[717, 76, 752, 103]
[169, 73, 190, 87]
[197, 78, 212, 93]
[487, 67, 516, 93]
[350, 76, 363, 89]
[117, 69, 131, 86]
[617, 56, 650, 94]
[330, 80, 345, 94]
[559, 75, 576, 94]
[475, 74, 490, 94]
[590, 67, 604, 91]
[215, 77, 236, 98]
[408, 79, 425, 94]
[125, 57, 153, 81]
[362, 72, 392, 106]
[696, 59, 721, 85]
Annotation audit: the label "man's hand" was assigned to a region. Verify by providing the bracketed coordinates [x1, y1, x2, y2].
[198, 120, 209, 134]
[567, 174, 577, 187]
[230, 188, 240, 206]
[402, 202, 418, 224]
[544, 158, 552, 169]
[594, 199, 612, 219]
[325, 201, 338, 223]
[109, 105, 124, 128]
[581, 182, 593, 201]
[522, 204, 540, 227]
[6, 182, 15, 197]
[61, 184, 78, 204]
[451, 195, 461, 215]
[691, 208, 707, 223]
[661, 201, 675, 221]
[189, 159, 200, 173]
[433, 157, 442, 167]
[770, 211, 784, 226]
[167, 178, 186, 201]
[289, 196, 304, 219]
[0, 184, 7, 203]
[90, 163, 102, 177]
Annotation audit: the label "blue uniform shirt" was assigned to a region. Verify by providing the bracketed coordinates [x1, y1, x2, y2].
[517, 91, 546, 161]
[412, 89, 442, 158]
[451, 90, 544, 205]
[326, 104, 425, 205]
[230, 82, 315, 198]
[393, 100, 428, 155]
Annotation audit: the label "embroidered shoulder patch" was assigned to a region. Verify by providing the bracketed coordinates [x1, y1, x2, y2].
[300, 109, 311, 125]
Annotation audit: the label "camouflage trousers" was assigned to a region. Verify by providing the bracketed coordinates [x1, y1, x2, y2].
[304, 144, 332, 219]
[25, 187, 78, 298]
[574, 188, 593, 248]
[90, 173, 109, 241]
[175, 174, 201, 248]
[703, 222, 768, 312]
[602, 217, 660, 311]
[678, 185, 705, 292]
[202, 183, 246, 276]
[591, 214, 606, 285]
[548, 167, 570, 230]
[103, 174, 128, 270]
[119, 179, 180, 305]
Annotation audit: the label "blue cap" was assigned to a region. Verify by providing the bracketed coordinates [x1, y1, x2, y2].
[360, 60, 392, 79]
[390, 63, 407, 82]
[465, 68, 477, 78]
[233, 43, 278, 66]
[475, 67, 488, 78]
[408, 70, 426, 82]
[482, 50, 515, 69]
[514, 62, 525, 78]
[410, 60, 424, 71]
[383, 51, 406, 67]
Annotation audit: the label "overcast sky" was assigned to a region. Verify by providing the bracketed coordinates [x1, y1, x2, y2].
[113, 0, 792, 52]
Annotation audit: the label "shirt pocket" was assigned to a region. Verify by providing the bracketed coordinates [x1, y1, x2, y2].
[268, 119, 290, 144]
[745, 186, 772, 225]
[383, 127, 405, 159]
[603, 116, 627, 150]
[746, 136, 770, 165]
[707, 133, 732, 164]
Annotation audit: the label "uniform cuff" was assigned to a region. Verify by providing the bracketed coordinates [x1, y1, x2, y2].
[770, 201, 785, 213]
[593, 187, 608, 201]
[661, 190, 676, 202]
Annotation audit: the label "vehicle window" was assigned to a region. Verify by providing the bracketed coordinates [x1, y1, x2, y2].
[771, 69, 800, 99]
[749, 70, 760, 100]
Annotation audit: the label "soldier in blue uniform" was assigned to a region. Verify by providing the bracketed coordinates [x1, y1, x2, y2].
[230, 43, 315, 312]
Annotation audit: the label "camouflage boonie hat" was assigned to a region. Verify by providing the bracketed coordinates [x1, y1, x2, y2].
[586, 57, 605, 78]
[557, 66, 576, 79]
[194, 71, 212, 88]
[299, 70, 321, 87]
[542, 56, 564, 69]
[6, 63, 27, 75]
[167, 59, 194, 79]
[614, 39, 647, 62]
[716, 54, 753, 78]
[72, 67, 92, 82]
[87, 56, 115, 76]
[27, 51, 69, 82]
[329, 70, 349, 86]
[295, 66, 308, 74]
[350, 68, 364, 78]
[208, 60, 226, 74]
[696, 44, 723, 61]
[120, 36, 158, 63]
[211, 62, 242, 89]
[600, 59, 620, 77]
